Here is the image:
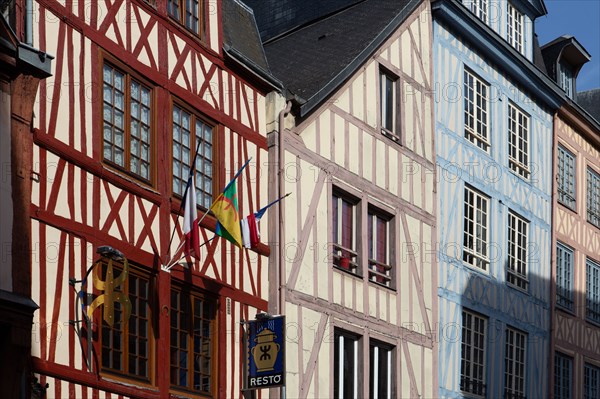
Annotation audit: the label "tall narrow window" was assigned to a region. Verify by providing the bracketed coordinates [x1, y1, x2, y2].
[368, 209, 393, 287]
[332, 190, 359, 274]
[587, 167, 600, 228]
[555, 353, 572, 399]
[559, 61, 574, 98]
[101, 265, 152, 380]
[103, 63, 152, 181]
[461, 310, 487, 396]
[465, 0, 488, 24]
[168, 0, 203, 36]
[369, 340, 393, 399]
[170, 288, 215, 394]
[334, 330, 359, 399]
[586, 257, 600, 324]
[584, 363, 600, 399]
[507, 211, 529, 290]
[464, 69, 490, 151]
[463, 186, 490, 271]
[507, 3, 524, 54]
[557, 145, 576, 209]
[172, 105, 214, 209]
[556, 243, 574, 310]
[380, 68, 399, 139]
[504, 328, 526, 398]
[508, 103, 530, 179]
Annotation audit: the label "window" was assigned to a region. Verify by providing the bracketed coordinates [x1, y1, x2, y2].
[465, 0, 488, 23]
[464, 69, 490, 151]
[587, 167, 600, 228]
[508, 103, 530, 179]
[461, 310, 487, 396]
[559, 61, 574, 98]
[332, 190, 359, 274]
[368, 209, 393, 287]
[103, 63, 152, 181]
[168, 0, 203, 35]
[507, 211, 529, 290]
[554, 353, 572, 399]
[463, 186, 490, 271]
[334, 330, 359, 399]
[556, 243, 574, 310]
[585, 363, 600, 399]
[507, 3, 524, 54]
[100, 265, 152, 380]
[170, 288, 216, 394]
[586, 258, 600, 324]
[369, 340, 393, 398]
[504, 328, 526, 398]
[380, 68, 399, 139]
[557, 145, 576, 209]
[172, 105, 214, 209]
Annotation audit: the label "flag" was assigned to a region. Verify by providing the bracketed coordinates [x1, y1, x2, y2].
[240, 193, 290, 249]
[211, 178, 243, 247]
[182, 175, 200, 258]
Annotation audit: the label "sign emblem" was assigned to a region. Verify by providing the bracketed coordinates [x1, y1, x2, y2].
[247, 316, 285, 389]
[87, 258, 131, 327]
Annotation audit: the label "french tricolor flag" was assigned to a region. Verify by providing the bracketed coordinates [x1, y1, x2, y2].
[183, 175, 200, 259]
[240, 194, 290, 249]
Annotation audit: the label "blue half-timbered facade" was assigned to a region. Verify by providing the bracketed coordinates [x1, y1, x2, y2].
[432, 1, 564, 397]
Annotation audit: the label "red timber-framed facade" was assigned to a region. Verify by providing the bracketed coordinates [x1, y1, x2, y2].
[24, 0, 276, 397]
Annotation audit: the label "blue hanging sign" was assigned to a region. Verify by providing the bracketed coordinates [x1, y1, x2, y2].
[247, 315, 285, 389]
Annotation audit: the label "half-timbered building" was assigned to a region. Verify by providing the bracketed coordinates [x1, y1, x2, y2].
[248, 0, 439, 396]
[541, 37, 600, 398]
[432, 0, 566, 397]
[24, 0, 279, 397]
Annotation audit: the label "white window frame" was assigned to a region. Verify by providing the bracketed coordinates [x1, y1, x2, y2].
[465, 0, 488, 24]
[504, 327, 527, 397]
[463, 186, 490, 271]
[586, 257, 600, 324]
[461, 309, 487, 396]
[464, 69, 490, 152]
[556, 242, 575, 311]
[379, 67, 399, 140]
[507, 2, 524, 54]
[585, 363, 600, 399]
[368, 208, 394, 287]
[587, 167, 600, 228]
[369, 340, 394, 399]
[555, 353, 572, 399]
[334, 330, 359, 399]
[557, 145, 576, 209]
[508, 103, 530, 179]
[559, 61, 574, 98]
[332, 190, 360, 274]
[507, 211, 529, 290]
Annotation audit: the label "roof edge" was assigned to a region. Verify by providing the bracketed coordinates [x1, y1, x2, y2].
[223, 44, 283, 91]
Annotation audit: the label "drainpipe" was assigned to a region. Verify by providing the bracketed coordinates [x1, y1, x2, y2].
[278, 101, 292, 317]
[25, 0, 33, 45]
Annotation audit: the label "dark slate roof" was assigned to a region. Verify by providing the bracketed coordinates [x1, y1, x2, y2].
[533, 34, 547, 75]
[242, 0, 363, 42]
[222, 0, 280, 88]
[263, 0, 420, 116]
[578, 89, 600, 123]
[541, 35, 591, 81]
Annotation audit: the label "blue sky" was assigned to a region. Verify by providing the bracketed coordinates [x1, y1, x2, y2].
[536, 0, 600, 92]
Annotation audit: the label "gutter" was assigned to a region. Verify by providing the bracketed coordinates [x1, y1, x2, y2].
[277, 101, 292, 316]
[223, 44, 283, 91]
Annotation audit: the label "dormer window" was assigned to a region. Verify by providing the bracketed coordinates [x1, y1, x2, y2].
[507, 2, 524, 55]
[559, 61, 574, 98]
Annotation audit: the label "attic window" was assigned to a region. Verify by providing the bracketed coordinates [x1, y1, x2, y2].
[379, 67, 400, 141]
[559, 61, 574, 98]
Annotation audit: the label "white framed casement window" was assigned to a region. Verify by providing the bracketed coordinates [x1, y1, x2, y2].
[464, 0, 488, 24]
[507, 211, 529, 290]
[463, 185, 490, 271]
[504, 327, 527, 398]
[367, 208, 394, 287]
[559, 61, 574, 98]
[508, 103, 530, 179]
[587, 167, 600, 228]
[461, 309, 487, 396]
[557, 145, 576, 209]
[464, 69, 490, 152]
[369, 340, 394, 399]
[584, 363, 600, 399]
[332, 189, 360, 274]
[586, 257, 600, 324]
[556, 242, 575, 311]
[507, 2, 524, 54]
[555, 353, 573, 399]
[334, 329, 360, 399]
[379, 67, 400, 140]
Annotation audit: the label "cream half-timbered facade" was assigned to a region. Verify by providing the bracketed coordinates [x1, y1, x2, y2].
[27, 0, 273, 397]
[269, 2, 438, 397]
